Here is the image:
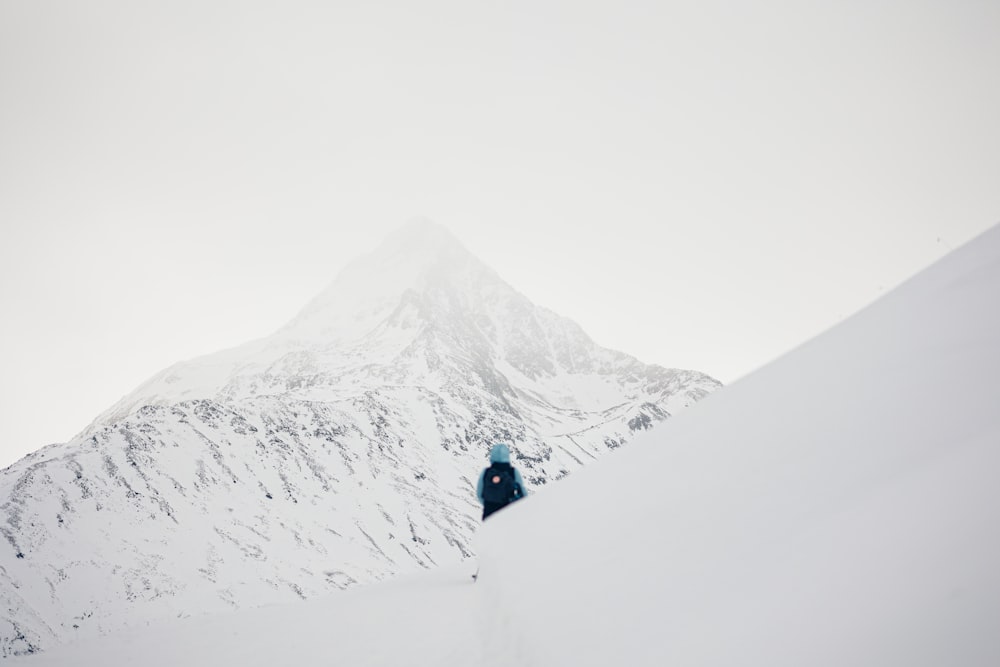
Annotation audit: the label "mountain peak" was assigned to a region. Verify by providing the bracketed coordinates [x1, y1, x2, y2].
[282, 220, 491, 342]
[381, 218, 463, 255]
[363, 219, 475, 280]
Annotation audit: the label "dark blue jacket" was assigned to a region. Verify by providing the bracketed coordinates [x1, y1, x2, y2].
[476, 444, 526, 505]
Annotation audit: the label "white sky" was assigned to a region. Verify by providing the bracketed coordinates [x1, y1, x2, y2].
[1, 0, 998, 468]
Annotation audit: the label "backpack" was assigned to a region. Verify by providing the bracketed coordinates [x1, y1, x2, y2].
[482, 464, 517, 504]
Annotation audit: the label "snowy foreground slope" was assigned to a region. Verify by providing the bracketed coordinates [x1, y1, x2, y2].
[14, 223, 1000, 667]
[0, 221, 718, 656]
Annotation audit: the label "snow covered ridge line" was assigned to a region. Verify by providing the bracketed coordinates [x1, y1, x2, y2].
[0, 220, 719, 657]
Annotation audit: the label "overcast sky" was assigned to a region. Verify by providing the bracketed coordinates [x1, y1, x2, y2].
[1, 0, 998, 468]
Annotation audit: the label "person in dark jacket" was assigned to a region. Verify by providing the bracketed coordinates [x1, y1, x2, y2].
[476, 443, 527, 520]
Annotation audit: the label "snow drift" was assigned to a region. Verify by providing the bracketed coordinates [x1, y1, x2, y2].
[481, 223, 1000, 666]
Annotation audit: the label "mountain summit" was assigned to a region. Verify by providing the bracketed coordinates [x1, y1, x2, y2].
[0, 222, 719, 656]
[282, 218, 481, 341]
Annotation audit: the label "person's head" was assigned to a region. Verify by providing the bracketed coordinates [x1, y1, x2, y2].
[489, 443, 511, 463]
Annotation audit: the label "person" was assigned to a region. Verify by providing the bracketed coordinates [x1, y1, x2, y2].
[476, 443, 527, 520]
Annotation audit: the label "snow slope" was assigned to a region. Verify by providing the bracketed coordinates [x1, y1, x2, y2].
[13, 223, 1000, 666]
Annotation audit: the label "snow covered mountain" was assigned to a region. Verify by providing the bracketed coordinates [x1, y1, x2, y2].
[0, 220, 719, 657]
[11, 225, 998, 667]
